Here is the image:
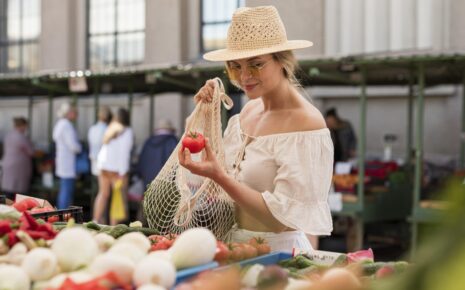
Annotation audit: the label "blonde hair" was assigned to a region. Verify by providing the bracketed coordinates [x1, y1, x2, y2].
[272, 50, 301, 88]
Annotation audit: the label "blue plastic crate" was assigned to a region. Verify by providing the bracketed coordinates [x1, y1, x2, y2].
[236, 251, 293, 267]
[175, 261, 219, 284]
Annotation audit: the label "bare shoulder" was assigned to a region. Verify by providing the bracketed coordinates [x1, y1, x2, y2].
[291, 104, 327, 132]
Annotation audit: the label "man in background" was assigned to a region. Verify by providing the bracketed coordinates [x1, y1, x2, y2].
[325, 107, 357, 163]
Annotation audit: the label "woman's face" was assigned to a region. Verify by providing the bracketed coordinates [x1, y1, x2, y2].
[227, 54, 284, 99]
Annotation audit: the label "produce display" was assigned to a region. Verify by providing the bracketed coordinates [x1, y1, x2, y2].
[0, 203, 272, 290]
[175, 248, 409, 290]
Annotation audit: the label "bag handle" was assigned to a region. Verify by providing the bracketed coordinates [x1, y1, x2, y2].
[174, 78, 233, 227]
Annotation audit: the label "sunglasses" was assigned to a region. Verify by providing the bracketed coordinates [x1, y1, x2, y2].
[226, 59, 273, 82]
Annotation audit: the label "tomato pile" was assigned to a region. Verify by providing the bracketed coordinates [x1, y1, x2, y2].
[148, 234, 271, 265]
[12, 198, 61, 223]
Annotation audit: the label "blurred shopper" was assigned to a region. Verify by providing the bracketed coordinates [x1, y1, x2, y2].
[1, 117, 34, 198]
[94, 108, 133, 225]
[53, 102, 81, 209]
[88, 106, 112, 176]
[325, 107, 357, 162]
[136, 119, 178, 188]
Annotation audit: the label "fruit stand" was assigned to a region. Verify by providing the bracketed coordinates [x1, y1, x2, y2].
[0, 196, 412, 290]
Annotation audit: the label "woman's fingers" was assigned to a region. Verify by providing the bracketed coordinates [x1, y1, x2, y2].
[203, 138, 214, 160]
[194, 80, 216, 103]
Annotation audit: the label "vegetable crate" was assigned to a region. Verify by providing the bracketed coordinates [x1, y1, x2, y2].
[30, 206, 83, 223]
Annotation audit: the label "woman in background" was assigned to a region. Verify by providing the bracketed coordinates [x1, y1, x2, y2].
[1, 117, 34, 199]
[93, 108, 133, 225]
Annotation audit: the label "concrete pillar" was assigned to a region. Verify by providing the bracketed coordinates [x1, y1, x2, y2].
[145, 0, 182, 64]
[40, 0, 73, 71]
[324, 0, 341, 55]
[390, 0, 416, 50]
[448, 0, 465, 49]
[340, 0, 364, 55]
[365, 0, 389, 53]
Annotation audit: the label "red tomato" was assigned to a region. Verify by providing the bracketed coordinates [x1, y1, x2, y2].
[241, 243, 258, 259]
[47, 216, 59, 223]
[229, 243, 245, 261]
[214, 241, 230, 263]
[13, 202, 28, 212]
[248, 237, 271, 256]
[23, 198, 40, 209]
[149, 234, 173, 251]
[182, 132, 205, 154]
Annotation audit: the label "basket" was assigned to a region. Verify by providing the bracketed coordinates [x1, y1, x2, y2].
[30, 206, 84, 223]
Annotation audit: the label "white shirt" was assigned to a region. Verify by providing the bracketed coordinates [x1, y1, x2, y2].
[97, 128, 134, 176]
[87, 121, 108, 175]
[53, 118, 82, 178]
[223, 115, 334, 236]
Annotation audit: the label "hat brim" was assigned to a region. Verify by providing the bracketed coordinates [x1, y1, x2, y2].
[203, 40, 313, 62]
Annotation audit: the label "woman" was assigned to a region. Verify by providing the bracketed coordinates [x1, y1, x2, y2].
[93, 108, 133, 225]
[178, 6, 333, 253]
[1, 117, 34, 198]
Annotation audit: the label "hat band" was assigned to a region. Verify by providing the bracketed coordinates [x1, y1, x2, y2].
[227, 37, 287, 51]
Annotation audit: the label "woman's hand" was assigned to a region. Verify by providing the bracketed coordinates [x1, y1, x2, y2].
[194, 79, 216, 104]
[178, 138, 225, 182]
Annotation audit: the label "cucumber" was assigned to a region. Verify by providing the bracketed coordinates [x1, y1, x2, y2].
[84, 221, 101, 231]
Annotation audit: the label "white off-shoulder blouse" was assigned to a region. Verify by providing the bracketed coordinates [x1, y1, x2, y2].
[223, 114, 334, 236]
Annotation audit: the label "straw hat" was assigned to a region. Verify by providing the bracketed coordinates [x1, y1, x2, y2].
[203, 6, 313, 62]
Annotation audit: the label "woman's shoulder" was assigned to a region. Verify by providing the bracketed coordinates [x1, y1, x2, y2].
[290, 105, 327, 132]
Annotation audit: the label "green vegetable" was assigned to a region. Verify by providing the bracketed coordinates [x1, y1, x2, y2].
[362, 262, 387, 276]
[332, 254, 349, 266]
[84, 221, 101, 231]
[106, 224, 131, 238]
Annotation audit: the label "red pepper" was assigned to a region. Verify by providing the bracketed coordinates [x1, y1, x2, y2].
[19, 211, 39, 231]
[6, 230, 18, 247]
[0, 220, 12, 235]
[26, 230, 52, 240]
[51, 271, 131, 290]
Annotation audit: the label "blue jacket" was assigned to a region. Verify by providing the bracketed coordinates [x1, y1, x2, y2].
[136, 134, 178, 187]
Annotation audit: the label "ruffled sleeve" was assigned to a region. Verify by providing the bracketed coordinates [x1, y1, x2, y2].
[261, 130, 334, 235]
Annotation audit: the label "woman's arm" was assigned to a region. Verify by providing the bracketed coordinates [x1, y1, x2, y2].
[178, 139, 288, 233]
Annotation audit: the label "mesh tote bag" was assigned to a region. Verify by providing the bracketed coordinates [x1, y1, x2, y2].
[143, 78, 235, 240]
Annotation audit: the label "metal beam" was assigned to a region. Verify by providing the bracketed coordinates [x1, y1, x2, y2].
[461, 71, 465, 169]
[93, 78, 100, 123]
[149, 87, 154, 135]
[48, 92, 54, 151]
[31, 78, 70, 95]
[357, 66, 367, 208]
[128, 78, 134, 123]
[407, 73, 414, 165]
[308, 68, 359, 86]
[27, 94, 33, 137]
[413, 63, 425, 208]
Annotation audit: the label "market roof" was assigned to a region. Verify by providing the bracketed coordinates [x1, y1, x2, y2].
[1, 49, 465, 97]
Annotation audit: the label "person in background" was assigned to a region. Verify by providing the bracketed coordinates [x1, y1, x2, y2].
[53, 102, 81, 209]
[136, 119, 178, 188]
[94, 108, 133, 225]
[87, 106, 112, 209]
[87, 106, 113, 177]
[325, 107, 357, 163]
[1, 117, 34, 199]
